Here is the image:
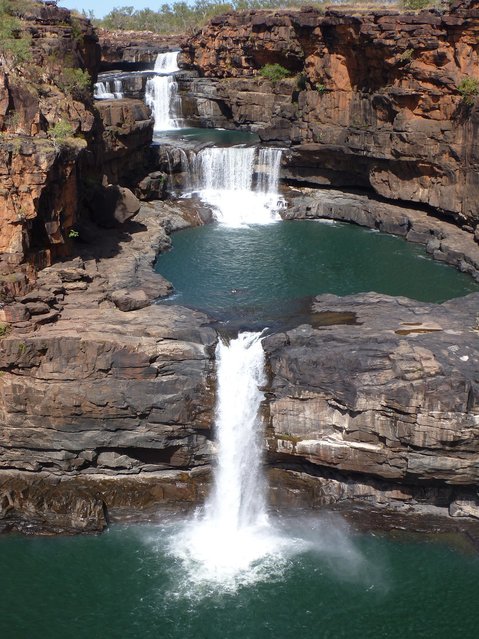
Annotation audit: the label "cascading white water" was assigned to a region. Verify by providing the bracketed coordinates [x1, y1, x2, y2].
[94, 79, 124, 100]
[154, 50, 180, 73]
[207, 332, 267, 532]
[172, 332, 287, 588]
[145, 51, 182, 131]
[257, 147, 282, 194]
[113, 79, 123, 98]
[188, 146, 284, 226]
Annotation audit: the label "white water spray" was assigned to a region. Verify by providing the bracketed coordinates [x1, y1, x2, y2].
[145, 51, 182, 131]
[172, 332, 288, 588]
[188, 146, 284, 226]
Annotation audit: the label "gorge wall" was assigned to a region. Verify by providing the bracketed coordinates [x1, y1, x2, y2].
[181, 0, 479, 227]
[0, 3, 158, 298]
[2, 2, 479, 534]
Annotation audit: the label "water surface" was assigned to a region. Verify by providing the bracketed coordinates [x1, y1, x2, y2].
[155, 220, 479, 327]
[1, 520, 478, 639]
[153, 127, 261, 146]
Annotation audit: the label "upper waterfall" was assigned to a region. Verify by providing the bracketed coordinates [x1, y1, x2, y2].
[145, 51, 183, 131]
[154, 50, 180, 73]
[94, 79, 124, 100]
[188, 146, 284, 226]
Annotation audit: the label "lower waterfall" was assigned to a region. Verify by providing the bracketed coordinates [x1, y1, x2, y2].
[188, 146, 284, 226]
[171, 332, 287, 589]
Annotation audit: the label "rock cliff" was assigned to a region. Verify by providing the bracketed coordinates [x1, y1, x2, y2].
[264, 292, 479, 519]
[182, 1, 479, 226]
[0, 1, 100, 282]
[98, 29, 184, 71]
[0, 201, 216, 534]
[0, 3, 159, 295]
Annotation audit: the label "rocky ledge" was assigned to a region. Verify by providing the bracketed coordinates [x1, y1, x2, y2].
[0, 201, 216, 534]
[264, 291, 479, 521]
[98, 29, 185, 71]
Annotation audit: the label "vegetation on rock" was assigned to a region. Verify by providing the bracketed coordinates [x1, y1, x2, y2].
[401, 0, 431, 8]
[93, 1, 359, 33]
[259, 63, 291, 83]
[0, 0, 32, 66]
[49, 119, 74, 138]
[57, 67, 91, 100]
[457, 76, 479, 106]
[93, 1, 440, 34]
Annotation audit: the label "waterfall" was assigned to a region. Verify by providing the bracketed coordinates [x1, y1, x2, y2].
[172, 332, 286, 587]
[207, 333, 267, 531]
[145, 51, 182, 131]
[154, 50, 180, 73]
[257, 147, 282, 194]
[188, 146, 284, 226]
[94, 79, 123, 100]
[113, 79, 123, 98]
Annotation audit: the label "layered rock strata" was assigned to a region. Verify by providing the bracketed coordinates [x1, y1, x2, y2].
[264, 291, 479, 520]
[0, 201, 216, 534]
[98, 29, 184, 71]
[0, 2, 100, 278]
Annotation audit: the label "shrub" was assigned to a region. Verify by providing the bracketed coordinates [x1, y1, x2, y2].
[457, 77, 479, 106]
[401, 0, 431, 9]
[259, 63, 291, 83]
[315, 83, 327, 94]
[49, 119, 75, 148]
[0, 322, 9, 338]
[399, 48, 414, 63]
[0, 0, 31, 65]
[57, 67, 91, 100]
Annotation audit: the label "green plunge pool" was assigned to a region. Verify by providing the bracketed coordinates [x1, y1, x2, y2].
[155, 220, 479, 328]
[1, 519, 479, 639]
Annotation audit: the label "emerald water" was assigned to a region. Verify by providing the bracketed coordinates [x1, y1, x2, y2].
[155, 220, 479, 327]
[2, 520, 479, 639]
[154, 127, 260, 146]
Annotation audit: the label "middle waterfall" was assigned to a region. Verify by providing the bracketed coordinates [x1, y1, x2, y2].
[187, 146, 284, 226]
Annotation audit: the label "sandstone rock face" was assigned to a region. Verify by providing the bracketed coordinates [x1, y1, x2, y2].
[0, 3, 100, 276]
[98, 29, 185, 71]
[183, 1, 479, 225]
[95, 99, 154, 188]
[0, 202, 215, 533]
[263, 292, 479, 514]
